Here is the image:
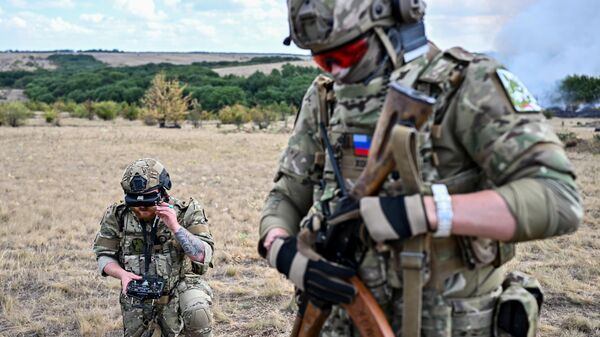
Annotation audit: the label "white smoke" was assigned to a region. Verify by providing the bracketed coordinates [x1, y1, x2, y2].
[494, 0, 600, 106]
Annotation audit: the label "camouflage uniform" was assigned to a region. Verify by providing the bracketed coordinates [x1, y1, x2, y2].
[94, 197, 214, 337]
[259, 42, 582, 337]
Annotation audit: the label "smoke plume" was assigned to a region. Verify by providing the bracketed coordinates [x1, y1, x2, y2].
[494, 0, 600, 106]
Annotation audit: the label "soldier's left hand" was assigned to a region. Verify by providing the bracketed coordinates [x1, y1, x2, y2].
[155, 202, 178, 229]
[359, 195, 429, 242]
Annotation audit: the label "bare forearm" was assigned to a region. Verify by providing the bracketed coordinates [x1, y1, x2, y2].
[424, 190, 516, 241]
[172, 224, 206, 262]
[103, 261, 128, 280]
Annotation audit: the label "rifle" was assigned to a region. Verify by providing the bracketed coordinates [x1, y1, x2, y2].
[291, 82, 435, 337]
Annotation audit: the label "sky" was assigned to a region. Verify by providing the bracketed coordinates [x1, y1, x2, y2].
[0, 0, 598, 102]
[0, 0, 543, 54]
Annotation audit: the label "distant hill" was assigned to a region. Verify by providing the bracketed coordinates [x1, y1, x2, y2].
[0, 51, 311, 71]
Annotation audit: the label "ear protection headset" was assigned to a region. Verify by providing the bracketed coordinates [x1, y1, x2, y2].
[392, 0, 426, 24]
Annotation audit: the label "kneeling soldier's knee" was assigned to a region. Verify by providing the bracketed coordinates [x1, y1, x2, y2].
[182, 300, 212, 337]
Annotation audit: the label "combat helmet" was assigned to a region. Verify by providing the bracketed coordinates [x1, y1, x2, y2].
[287, 0, 428, 82]
[287, 0, 426, 53]
[121, 158, 172, 206]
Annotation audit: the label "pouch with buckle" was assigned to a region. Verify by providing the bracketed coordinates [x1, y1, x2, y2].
[494, 271, 543, 337]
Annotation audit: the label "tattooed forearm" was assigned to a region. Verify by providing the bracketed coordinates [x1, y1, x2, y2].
[174, 227, 205, 261]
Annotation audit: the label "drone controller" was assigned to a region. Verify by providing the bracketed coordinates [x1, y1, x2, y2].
[126, 276, 165, 300]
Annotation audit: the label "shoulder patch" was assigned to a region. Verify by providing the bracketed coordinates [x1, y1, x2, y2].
[496, 69, 542, 112]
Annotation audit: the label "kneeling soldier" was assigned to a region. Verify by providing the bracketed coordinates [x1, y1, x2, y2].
[94, 158, 214, 337]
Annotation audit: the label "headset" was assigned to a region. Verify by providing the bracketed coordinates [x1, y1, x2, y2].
[392, 0, 426, 24]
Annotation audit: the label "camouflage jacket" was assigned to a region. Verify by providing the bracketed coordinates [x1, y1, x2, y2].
[259, 45, 582, 260]
[93, 197, 214, 292]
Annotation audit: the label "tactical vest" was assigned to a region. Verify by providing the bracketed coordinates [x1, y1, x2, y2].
[311, 47, 516, 336]
[116, 199, 194, 294]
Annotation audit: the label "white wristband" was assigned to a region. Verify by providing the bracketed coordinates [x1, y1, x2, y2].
[432, 184, 453, 238]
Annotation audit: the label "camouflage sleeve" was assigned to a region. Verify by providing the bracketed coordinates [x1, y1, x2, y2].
[452, 57, 583, 242]
[181, 198, 214, 270]
[258, 76, 326, 257]
[92, 203, 123, 276]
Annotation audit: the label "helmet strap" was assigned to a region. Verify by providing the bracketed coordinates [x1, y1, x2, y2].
[374, 26, 400, 69]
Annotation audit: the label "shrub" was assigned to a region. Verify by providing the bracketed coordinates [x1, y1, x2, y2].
[44, 109, 58, 123]
[71, 104, 87, 118]
[249, 105, 278, 130]
[93, 101, 120, 121]
[120, 103, 140, 121]
[25, 101, 50, 112]
[218, 104, 250, 129]
[542, 110, 553, 119]
[557, 131, 578, 148]
[141, 108, 158, 126]
[0, 102, 32, 127]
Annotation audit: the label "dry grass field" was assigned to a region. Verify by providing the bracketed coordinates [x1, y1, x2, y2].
[0, 52, 313, 74]
[213, 60, 315, 77]
[0, 117, 598, 337]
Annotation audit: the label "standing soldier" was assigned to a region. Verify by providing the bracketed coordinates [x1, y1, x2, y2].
[259, 1, 582, 336]
[94, 158, 214, 337]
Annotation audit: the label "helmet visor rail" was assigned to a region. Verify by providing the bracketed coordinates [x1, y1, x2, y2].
[312, 37, 369, 73]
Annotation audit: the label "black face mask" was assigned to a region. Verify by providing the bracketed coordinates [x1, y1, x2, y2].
[124, 191, 163, 207]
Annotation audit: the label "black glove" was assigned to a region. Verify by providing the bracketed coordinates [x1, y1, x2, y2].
[267, 234, 357, 304]
[326, 196, 361, 226]
[359, 194, 429, 242]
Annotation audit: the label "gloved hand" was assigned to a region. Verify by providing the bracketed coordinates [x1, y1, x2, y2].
[266, 233, 357, 304]
[359, 194, 429, 242]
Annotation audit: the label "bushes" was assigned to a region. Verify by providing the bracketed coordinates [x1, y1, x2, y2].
[70, 102, 94, 120]
[557, 131, 578, 147]
[25, 101, 50, 112]
[218, 104, 250, 129]
[120, 103, 140, 121]
[44, 108, 60, 126]
[249, 105, 278, 130]
[93, 101, 120, 121]
[0, 102, 32, 127]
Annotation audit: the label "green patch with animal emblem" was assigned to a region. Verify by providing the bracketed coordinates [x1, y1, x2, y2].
[130, 238, 144, 254]
[496, 69, 542, 112]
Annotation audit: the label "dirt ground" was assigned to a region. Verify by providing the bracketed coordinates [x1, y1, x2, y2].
[0, 117, 598, 337]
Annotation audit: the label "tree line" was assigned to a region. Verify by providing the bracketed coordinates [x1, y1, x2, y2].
[0, 54, 319, 113]
[559, 74, 600, 107]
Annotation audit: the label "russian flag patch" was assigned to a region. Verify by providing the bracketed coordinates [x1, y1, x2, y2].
[353, 134, 371, 157]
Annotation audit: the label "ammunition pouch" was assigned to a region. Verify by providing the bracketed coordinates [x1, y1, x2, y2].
[494, 271, 543, 337]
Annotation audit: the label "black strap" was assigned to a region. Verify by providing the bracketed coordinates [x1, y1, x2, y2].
[142, 217, 159, 277]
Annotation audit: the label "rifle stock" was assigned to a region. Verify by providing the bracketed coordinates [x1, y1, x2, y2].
[293, 83, 435, 336]
[350, 83, 435, 199]
[293, 277, 393, 337]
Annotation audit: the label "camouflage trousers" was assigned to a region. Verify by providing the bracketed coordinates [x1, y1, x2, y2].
[120, 276, 213, 337]
[320, 287, 501, 337]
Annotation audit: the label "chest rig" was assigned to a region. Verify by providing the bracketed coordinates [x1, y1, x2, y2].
[117, 205, 190, 294]
[312, 46, 515, 336]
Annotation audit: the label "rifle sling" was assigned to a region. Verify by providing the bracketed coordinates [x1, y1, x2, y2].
[391, 124, 431, 337]
[391, 125, 423, 195]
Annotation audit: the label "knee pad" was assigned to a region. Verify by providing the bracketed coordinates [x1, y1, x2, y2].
[183, 304, 213, 337]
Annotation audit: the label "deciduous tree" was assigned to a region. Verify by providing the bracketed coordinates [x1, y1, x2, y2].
[142, 72, 191, 127]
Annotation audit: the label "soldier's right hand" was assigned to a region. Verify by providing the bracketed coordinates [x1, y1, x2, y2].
[120, 271, 143, 295]
[266, 234, 357, 304]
